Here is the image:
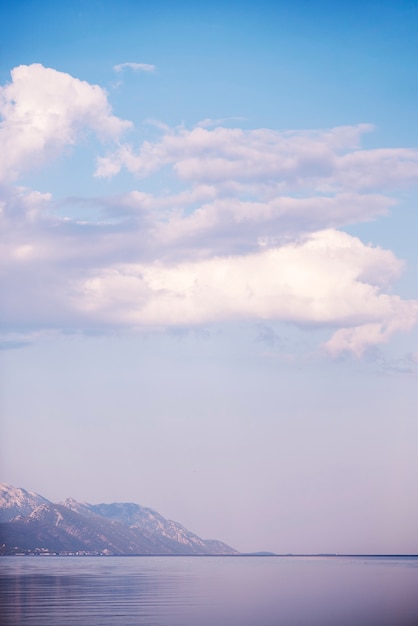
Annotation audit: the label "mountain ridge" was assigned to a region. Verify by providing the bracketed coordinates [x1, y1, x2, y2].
[0, 483, 238, 556]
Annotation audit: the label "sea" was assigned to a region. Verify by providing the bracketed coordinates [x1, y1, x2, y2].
[1, 555, 418, 625]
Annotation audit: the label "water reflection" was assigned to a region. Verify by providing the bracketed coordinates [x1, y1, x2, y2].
[1, 556, 418, 625]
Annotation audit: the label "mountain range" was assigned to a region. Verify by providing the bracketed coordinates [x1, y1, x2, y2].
[0, 483, 237, 556]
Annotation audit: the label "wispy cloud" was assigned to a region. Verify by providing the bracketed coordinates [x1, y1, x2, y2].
[113, 62, 156, 73]
[95, 123, 418, 192]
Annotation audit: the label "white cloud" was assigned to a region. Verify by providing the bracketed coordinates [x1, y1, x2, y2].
[2, 189, 416, 356]
[1, 66, 418, 356]
[325, 321, 416, 359]
[335, 148, 418, 190]
[152, 192, 393, 255]
[94, 123, 367, 183]
[3, 182, 416, 358]
[0, 64, 131, 182]
[113, 62, 156, 72]
[96, 123, 418, 195]
[73, 230, 417, 357]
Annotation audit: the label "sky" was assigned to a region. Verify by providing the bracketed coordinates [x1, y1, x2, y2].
[1, 0, 418, 554]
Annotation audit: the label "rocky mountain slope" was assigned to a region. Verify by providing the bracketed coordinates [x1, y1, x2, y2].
[0, 483, 237, 556]
[90, 501, 235, 555]
[0, 483, 49, 522]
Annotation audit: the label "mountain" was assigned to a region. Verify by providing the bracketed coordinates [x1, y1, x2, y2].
[0, 483, 49, 522]
[0, 483, 237, 556]
[0, 502, 159, 554]
[89, 502, 234, 555]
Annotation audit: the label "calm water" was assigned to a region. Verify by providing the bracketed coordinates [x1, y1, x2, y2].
[1, 556, 418, 625]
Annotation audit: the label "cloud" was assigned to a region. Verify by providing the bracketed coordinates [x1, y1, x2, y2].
[95, 123, 418, 194]
[2, 188, 416, 357]
[152, 192, 393, 257]
[113, 62, 156, 72]
[255, 324, 283, 348]
[0, 64, 131, 182]
[72, 230, 416, 358]
[197, 117, 246, 128]
[353, 347, 418, 376]
[1, 66, 418, 356]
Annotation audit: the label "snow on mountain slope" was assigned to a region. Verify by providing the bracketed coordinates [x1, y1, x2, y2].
[0, 483, 50, 522]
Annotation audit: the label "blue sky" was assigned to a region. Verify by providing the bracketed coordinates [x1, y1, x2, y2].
[1, 0, 418, 554]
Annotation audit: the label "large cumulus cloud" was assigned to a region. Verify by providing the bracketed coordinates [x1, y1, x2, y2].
[76, 230, 417, 357]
